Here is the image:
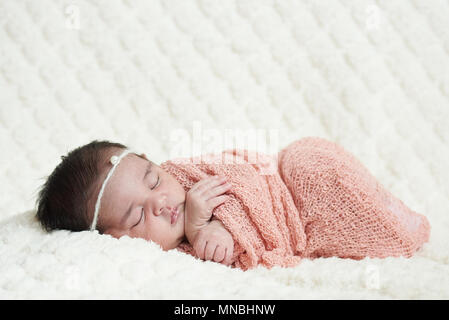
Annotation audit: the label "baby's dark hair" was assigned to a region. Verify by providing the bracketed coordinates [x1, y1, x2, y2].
[35, 140, 127, 232]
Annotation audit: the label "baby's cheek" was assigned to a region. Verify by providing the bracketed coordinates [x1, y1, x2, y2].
[142, 222, 160, 243]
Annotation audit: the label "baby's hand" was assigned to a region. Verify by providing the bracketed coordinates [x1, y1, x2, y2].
[185, 175, 231, 245]
[193, 219, 234, 266]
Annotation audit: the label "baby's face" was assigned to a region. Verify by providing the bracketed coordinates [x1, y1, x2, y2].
[96, 152, 186, 250]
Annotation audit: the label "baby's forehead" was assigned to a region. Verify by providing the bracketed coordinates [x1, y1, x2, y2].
[111, 155, 154, 189]
[100, 161, 140, 214]
[114, 155, 143, 178]
[102, 152, 153, 194]
[129, 152, 151, 164]
[114, 152, 145, 168]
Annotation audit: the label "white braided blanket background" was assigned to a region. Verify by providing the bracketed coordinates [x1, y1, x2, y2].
[0, 0, 448, 298]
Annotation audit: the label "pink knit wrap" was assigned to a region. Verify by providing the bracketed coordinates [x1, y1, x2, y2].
[160, 137, 430, 270]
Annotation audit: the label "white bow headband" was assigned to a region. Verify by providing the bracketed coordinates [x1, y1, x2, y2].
[90, 148, 140, 231]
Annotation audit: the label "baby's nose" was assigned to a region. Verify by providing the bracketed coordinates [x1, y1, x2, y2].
[154, 196, 167, 216]
[154, 207, 162, 216]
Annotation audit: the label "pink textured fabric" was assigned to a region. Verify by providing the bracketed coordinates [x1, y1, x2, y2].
[160, 137, 430, 270]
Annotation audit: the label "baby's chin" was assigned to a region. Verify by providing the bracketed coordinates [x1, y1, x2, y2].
[161, 237, 184, 251]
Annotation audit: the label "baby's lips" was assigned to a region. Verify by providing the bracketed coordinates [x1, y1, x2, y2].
[162, 206, 177, 217]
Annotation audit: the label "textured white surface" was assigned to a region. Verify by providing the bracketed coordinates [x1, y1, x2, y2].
[1, 0, 449, 299]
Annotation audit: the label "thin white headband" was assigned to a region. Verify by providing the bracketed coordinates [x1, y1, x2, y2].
[90, 148, 138, 231]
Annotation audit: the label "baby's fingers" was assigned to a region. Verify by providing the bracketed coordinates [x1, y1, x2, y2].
[223, 246, 234, 266]
[194, 175, 227, 194]
[205, 181, 232, 200]
[204, 241, 217, 261]
[213, 246, 226, 263]
[193, 238, 207, 260]
[208, 195, 230, 210]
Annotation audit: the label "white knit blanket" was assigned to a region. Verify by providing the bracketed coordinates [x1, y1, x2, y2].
[1, 0, 448, 299]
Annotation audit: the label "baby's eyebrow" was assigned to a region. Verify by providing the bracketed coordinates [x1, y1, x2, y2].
[120, 162, 153, 227]
[143, 162, 152, 181]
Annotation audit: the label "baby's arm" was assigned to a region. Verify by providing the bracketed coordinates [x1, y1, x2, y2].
[192, 218, 234, 266]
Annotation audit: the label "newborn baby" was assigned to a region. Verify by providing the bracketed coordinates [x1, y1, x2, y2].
[36, 137, 430, 270]
[36, 140, 235, 265]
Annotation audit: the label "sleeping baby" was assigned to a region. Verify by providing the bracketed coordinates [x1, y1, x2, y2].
[36, 137, 430, 270]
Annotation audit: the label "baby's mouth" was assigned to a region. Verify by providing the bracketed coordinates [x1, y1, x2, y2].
[171, 207, 179, 225]
[166, 204, 180, 225]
